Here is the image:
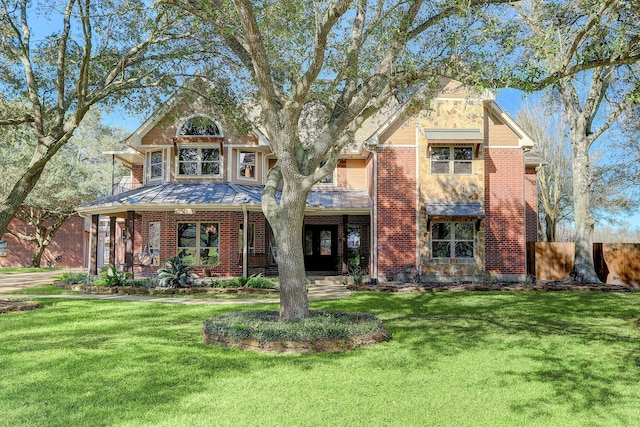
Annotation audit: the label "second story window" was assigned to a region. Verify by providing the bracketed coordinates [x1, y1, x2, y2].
[238, 151, 256, 180]
[431, 146, 473, 175]
[178, 147, 221, 177]
[318, 160, 334, 184]
[149, 151, 163, 181]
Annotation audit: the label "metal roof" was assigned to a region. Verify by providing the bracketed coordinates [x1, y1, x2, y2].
[78, 182, 372, 215]
[425, 202, 485, 218]
[423, 128, 483, 141]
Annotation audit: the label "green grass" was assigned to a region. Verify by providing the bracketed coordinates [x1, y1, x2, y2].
[1, 292, 639, 426]
[0, 267, 61, 275]
[4, 284, 81, 295]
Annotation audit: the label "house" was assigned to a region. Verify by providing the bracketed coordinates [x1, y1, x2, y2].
[77, 80, 538, 283]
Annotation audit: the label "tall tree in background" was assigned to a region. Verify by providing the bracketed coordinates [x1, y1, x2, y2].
[0, 0, 216, 239]
[168, 0, 640, 318]
[516, 99, 572, 242]
[0, 109, 126, 267]
[513, 1, 640, 283]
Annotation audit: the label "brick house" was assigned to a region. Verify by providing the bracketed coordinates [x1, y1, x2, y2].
[77, 79, 538, 282]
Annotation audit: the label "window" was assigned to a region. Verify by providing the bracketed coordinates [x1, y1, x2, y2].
[177, 222, 220, 266]
[347, 225, 361, 266]
[239, 222, 255, 254]
[148, 222, 161, 266]
[238, 151, 256, 180]
[318, 160, 334, 184]
[177, 115, 222, 136]
[149, 151, 163, 180]
[431, 146, 473, 175]
[432, 222, 474, 259]
[178, 147, 221, 177]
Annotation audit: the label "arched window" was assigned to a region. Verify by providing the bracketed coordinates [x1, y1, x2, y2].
[177, 115, 222, 137]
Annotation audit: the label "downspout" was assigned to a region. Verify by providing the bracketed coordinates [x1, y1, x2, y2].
[242, 205, 248, 277]
[415, 118, 421, 271]
[364, 137, 379, 284]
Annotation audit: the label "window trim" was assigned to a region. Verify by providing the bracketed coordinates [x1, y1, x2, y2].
[431, 221, 475, 259]
[148, 150, 164, 182]
[176, 221, 220, 266]
[237, 150, 257, 181]
[176, 145, 223, 178]
[430, 146, 473, 175]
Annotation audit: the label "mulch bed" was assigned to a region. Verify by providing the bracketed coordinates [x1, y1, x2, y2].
[0, 299, 41, 314]
[57, 283, 278, 295]
[347, 280, 640, 293]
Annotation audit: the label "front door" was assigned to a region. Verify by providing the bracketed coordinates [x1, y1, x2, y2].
[304, 225, 338, 271]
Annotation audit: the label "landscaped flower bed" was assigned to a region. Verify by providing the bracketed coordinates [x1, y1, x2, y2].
[202, 310, 389, 354]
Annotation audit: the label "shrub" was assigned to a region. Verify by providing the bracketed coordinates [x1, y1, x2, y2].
[202, 310, 387, 344]
[95, 265, 130, 287]
[58, 271, 93, 286]
[348, 266, 367, 285]
[157, 256, 192, 288]
[126, 278, 157, 288]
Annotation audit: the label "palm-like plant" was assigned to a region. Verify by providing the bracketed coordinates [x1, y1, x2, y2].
[157, 256, 192, 288]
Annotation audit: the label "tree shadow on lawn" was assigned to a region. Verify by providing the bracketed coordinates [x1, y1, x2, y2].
[316, 291, 640, 418]
[2, 293, 639, 425]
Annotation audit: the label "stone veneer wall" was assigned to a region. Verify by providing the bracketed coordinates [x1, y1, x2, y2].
[417, 99, 486, 279]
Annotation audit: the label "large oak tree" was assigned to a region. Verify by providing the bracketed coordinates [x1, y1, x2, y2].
[166, 0, 640, 319]
[0, 0, 219, 240]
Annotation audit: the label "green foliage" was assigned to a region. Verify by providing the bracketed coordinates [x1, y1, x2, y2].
[156, 256, 192, 288]
[126, 278, 157, 288]
[226, 274, 277, 289]
[348, 266, 367, 285]
[96, 265, 130, 287]
[202, 310, 385, 343]
[58, 271, 93, 286]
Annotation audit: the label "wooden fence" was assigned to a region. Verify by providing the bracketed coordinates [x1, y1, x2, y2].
[527, 242, 640, 285]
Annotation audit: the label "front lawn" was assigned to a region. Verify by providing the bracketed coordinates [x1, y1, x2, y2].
[1, 292, 639, 426]
[0, 267, 62, 275]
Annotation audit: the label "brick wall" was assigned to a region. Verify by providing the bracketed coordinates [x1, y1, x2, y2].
[376, 147, 416, 277]
[484, 148, 526, 277]
[132, 164, 144, 187]
[0, 215, 86, 267]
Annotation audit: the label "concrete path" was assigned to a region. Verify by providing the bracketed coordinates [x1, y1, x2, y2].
[0, 270, 351, 305]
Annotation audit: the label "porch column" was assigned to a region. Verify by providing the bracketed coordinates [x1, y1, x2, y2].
[109, 216, 116, 266]
[89, 215, 99, 275]
[242, 207, 248, 277]
[124, 211, 134, 275]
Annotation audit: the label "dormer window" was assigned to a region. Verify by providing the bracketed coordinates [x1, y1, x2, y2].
[177, 115, 222, 137]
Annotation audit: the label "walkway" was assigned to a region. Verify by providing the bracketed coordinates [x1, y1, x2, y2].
[0, 270, 351, 305]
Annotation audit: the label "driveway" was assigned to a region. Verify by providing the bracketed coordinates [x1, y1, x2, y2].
[0, 268, 82, 292]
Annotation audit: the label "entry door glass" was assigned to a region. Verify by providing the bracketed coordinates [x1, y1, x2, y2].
[304, 225, 337, 270]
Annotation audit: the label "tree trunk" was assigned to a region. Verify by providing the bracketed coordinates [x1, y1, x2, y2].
[545, 213, 556, 242]
[264, 179, 310, 320]
[0, 143, 53, 238]
[31, 244, 45, 268]
[569, 135, 601, 283]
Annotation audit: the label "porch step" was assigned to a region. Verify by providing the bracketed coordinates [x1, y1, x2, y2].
[310, 275, 346, 286]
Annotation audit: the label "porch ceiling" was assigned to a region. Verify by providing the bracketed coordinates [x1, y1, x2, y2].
[77, 182, 372, 216]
